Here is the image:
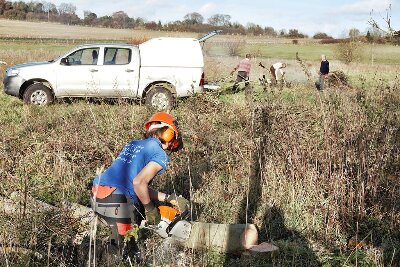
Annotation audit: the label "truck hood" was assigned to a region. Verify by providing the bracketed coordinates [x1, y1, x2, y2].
[10, 61, 53, 69]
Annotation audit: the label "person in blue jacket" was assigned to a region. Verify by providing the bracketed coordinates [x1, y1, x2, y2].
[90, 112, 188, 259]
[317, 54, 330, 90]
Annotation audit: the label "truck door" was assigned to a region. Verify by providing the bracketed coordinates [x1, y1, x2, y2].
[56, 47, 101, 96]
[97, 46, 140, 97]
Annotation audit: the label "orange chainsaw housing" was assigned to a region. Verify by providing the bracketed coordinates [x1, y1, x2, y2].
[159, 205, 179, 222]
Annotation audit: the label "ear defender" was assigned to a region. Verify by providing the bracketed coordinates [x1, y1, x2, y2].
[161, 127, 175, 143]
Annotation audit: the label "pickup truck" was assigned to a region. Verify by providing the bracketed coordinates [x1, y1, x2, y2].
[3, 33, 219, 109]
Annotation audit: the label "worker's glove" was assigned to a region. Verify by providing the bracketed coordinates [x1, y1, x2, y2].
[166, 193, 189, 213]
[144, 202, 161, 225]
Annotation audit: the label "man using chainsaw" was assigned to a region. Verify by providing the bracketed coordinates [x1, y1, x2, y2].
[90, 112, 189, 259]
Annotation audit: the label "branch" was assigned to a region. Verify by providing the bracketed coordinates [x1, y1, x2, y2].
[368, 5, 397, 38]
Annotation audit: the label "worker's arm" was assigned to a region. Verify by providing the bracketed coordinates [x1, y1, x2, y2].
[148, 187, 168, 202]
[231, 66, 238, 75]
[133, 161, 163, 205]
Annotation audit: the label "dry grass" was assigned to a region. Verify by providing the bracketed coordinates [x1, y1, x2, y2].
[0, 19, 323, 45]
[127, 36, 151, 45]
[0, 19, 195, 40]
[225, 39, 245, 56]
[0, 38, 399, 266]
[1, 80, 399, 266]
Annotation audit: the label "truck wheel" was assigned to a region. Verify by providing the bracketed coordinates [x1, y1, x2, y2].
[145, 87, 174, 110]
[23, 83, 54, 106]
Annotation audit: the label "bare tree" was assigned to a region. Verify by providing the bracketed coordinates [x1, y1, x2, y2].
[42, 1, 57, 22]
[348, 28, 361, 40]
[183, 12, 204, 24]
[264, 26, 277, 37]
[368, 4, 398, 40]
[112, 11, 132, 28]
[58, 2, 76, 14]
[207, 14, 231, 26]
[313, 32, 332, 39]
[247, 23, 263, 35]
[0, 0, 7, 15]
[84, 10, 97, 26]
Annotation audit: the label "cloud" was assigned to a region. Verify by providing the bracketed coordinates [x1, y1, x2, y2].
[199, 2, 218, 15]
[339, 0, 391, 14]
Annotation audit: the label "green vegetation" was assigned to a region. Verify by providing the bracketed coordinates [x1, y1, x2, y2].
[0, 35, 399, 266]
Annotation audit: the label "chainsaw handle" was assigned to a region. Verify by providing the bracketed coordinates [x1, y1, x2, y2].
[166, 209, 190, 234]
[139, 220, 148, 229]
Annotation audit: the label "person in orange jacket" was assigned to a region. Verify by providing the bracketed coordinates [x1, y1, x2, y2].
[91, 112, 188, 260]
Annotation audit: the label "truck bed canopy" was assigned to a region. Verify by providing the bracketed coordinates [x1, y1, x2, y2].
[139, 38, 204, 68]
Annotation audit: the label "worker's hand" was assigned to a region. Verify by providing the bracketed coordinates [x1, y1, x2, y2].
[230, 70, 235, 76]
[144, 202, 161, 225]
[166, 193, 189, 213]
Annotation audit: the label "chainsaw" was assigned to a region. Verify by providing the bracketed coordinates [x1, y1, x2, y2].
[140, 205, 192, 241]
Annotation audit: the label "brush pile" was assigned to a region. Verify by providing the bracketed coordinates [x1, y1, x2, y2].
[328, 70, 351, 89]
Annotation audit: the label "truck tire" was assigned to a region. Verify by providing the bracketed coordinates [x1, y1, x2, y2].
[145, 86, 174, 110]
[23, 83, 54, 106]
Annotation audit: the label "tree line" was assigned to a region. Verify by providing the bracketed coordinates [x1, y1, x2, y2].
[0, 0, 311, 37]
[1, 0, 398, 42]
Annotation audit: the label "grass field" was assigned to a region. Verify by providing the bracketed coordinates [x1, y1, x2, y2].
[0, 20, 399, 266]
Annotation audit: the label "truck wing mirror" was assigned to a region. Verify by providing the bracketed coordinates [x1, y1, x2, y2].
[60, 58, 70, 65]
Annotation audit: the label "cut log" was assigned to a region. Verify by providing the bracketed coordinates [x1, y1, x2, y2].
[181, 222, 259, 253]
[0, 191, 55, 214]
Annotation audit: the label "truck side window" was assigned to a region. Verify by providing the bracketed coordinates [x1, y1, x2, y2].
[66, 48, 100, 65]
[104, 48, 131, 65]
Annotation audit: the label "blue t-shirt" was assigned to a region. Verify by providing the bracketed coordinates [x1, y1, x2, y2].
[92, 137, 169, 203]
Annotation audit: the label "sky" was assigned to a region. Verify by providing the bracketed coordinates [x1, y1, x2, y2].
[45, 0, 400, 37]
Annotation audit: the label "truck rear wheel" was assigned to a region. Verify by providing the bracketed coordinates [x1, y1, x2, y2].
[23, 83, 54, 106]
[145, 86, 174, 110]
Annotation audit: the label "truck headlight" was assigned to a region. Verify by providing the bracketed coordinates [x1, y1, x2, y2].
[7, 69, 20, 77]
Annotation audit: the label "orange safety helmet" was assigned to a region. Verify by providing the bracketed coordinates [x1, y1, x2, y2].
[144, 112, 183, 151]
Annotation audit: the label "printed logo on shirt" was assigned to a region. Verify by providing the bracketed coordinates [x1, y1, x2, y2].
[116, 144, 145, 164]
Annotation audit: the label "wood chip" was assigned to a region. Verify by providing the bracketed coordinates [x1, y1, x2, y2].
[248, 242, 279, 253]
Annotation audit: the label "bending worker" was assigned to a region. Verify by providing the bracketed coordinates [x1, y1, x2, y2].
[91, 112, 188, 259]
[270, 62, 286, 84]
[231, 53, 251, 93]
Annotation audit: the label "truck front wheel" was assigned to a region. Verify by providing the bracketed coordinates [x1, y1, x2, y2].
[145, 86, 174, 110]
[23, 83, 54, 106]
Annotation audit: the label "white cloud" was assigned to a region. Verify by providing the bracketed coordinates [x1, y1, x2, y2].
[199, 2, 218, 15]
[339, 0, 391, 14]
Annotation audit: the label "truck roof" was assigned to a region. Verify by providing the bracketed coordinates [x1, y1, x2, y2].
[74, 43, 136, 48]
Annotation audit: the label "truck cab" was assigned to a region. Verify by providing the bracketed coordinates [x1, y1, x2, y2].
[57, 44, 140, 98]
